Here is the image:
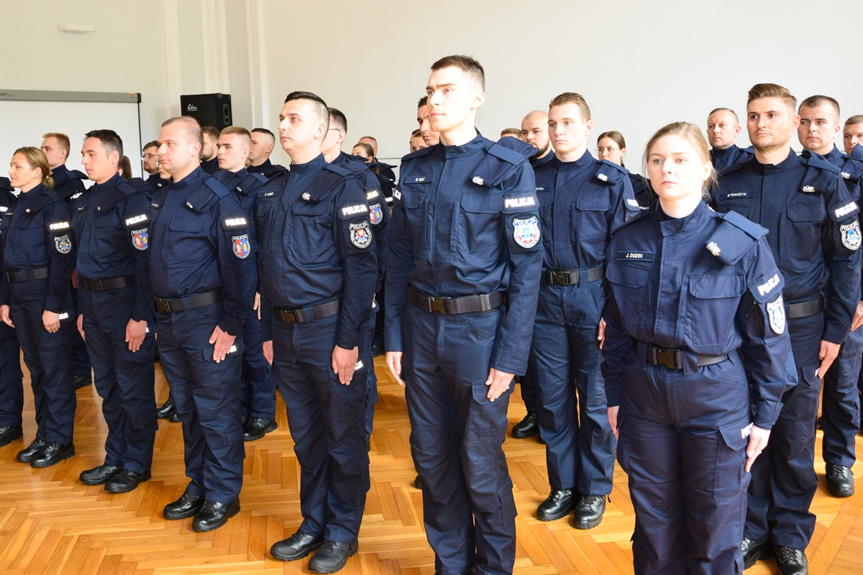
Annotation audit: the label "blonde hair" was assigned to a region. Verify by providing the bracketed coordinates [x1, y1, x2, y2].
[14, 146, 54, 189]
[549, 92, 591, 122]
[643, 122, 717, 191]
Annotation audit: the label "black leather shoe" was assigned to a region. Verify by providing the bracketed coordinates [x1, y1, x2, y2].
[742, 537, 771, 569]
[75, 375, 92, 389]
[156, 397, 175, 419]
[30, 442, 75, 468]
[308, 540, 359, 573]
[572, 494, 606, 529]
[413, 475, 422, 489]
[106, 470, 151, 493]
[243, 418, 276, 441]
[163, 491, 205, 520]
[168, 411, 181, 423]
[0, 425, 23, 447]
[512, 412, 538, 438]
[17, 437, 47, 463]
[537, 488, 575, 521]
[826, 462, 854, 497]
[79, 464, 120, 485]
[774, 546, 808, 575]
[271, 530, 323, 561]
[192, 499, 240, 532]
[371, 342, 384, 358]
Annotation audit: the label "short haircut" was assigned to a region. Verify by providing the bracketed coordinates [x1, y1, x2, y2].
[220, 126, 252, 147]
[251, 127, 275, 139]
[201, 126, 221, 141]
[549, 92, 591, 122]
[42, 132, 71, 155]
[708, 108, 739, 122]
[284, 91, 330, 130]
[846, 115, 863, 126]
[411, 129, 422, 138]
[799, 95, 840, 118]
[328, 107, 348, 132]
[85, 129, 124, 158]
[500, 128, 522, 137]
[163, 116, 204, 148]
[431, 55, 485, 91]
[143, 140, 159, 151]
[417, 96, 428, 108]
[747, 83, 796, 110]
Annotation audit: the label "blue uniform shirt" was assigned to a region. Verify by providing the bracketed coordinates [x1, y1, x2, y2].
[603, 201, 796, 428]
[50, 164, 87, 201]
[146, 173, 170, 192]
[248, 159, 288, 180]
[71, 173, 154, 323]
[713, 150, 862, 344]
[534, 154, 639, 270]
[148, 167, 255, 337]
[0, 184, 74, 312]
[385, 133, 543, 375]
[711, 144, 755, 174]
[254, 154, 377, 349]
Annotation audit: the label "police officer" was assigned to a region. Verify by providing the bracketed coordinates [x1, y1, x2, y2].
[200, 126, 221, 174]
[713, 84, 862, 574]
[797, 96, 863, 498]
[845, 115, 863, 155]
[0, 147, 76, 468]
[262, 92, 376, 574]
[604, 121, 795, 574]
[247, 128, 288, 180]
[322, 106, 390, 441]
[596, 130, 652, 210]
[385, 55, 542, 575]
[416, 96, 440, 148]
[150, 116, 256, 532]
[42, 132, 92, 388]
[0, 176, 24, 448]
[531, 93, 639, 528]
[211, 126, 276, 442]
[707, 108, 754, 173]
[143, 141, 170, 192]
[72, 130, 158, 493]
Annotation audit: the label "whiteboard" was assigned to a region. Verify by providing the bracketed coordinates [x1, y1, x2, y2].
[0, 90, 143, 181]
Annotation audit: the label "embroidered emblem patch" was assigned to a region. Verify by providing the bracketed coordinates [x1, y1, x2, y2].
[232, 234, 251, 259]
[369, 203, 383, 225]
[350, 221, 373, 249]
[766, 294, 786, 335]
[54, 234, 72, 254]
[512, 216, 541, 249]
[132, 228, 149, 251]
[841, 220, 861, 250]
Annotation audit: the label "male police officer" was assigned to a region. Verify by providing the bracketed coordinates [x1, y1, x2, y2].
[211, 126, 276, 442]
[73, 130, 157, 493]
[416, 96, 440, 148]
[200, 126, 221, 174]
[0, 179, 24, 448]
[713, 84, 861, 574]
[798, 96, 863, 498]
[845, 115, 863, 155]
[386, 55, 542, 575]
[150, 116, 255, 532]
[531, 93, 638, 528]
[707, 108, 754, 173]
[247, 128, 288, 180]
[263, 92, 376, 574]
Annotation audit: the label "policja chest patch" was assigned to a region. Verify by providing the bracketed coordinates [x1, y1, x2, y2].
[350, 221, 372, 249]
[840, 221, 861, 250]
[767, 294, 786, 335]
[54, 234, 72, 254]
[512, 216, 540, 248]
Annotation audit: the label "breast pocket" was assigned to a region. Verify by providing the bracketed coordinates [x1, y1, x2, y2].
[605, 262, 651, 328]
[687, 274, 745, 348]
[289, 201, 338, 265]
[574, 195, 611, 258]
[459, 193, 501, 253]
[719, 196, 753, 220]
[782, 202, 824, 267]
[398, 178, 431, 243]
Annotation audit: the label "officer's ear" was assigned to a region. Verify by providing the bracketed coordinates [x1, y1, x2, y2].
[470, 89, 486, 112]
[109, 149, 120, 165]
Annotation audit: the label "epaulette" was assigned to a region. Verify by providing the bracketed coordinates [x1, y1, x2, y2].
[801, 150, 841, 175]
[608, 207, 651, 237]
[249, 172, 268, 185]
[69, 169, 87, 180]
[24, 189, 62, 214]
[324, 163, 354, 179]
[303, 165, 353, 203]
[184, 177, 228, 213]
[840, 153, 863, 182]
[118, 178, 152, 196]
[400, 145, 435, 163]
[717, 157, 751, 178]
[705, 210, 768, 265]
[594, 160, 627, 185]
[0, 176, 12, 193]
[849, 144, 863, 162]
[471, 138, 533, 188]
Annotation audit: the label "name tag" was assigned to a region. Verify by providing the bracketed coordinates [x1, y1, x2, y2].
[618, 251, 655, 261]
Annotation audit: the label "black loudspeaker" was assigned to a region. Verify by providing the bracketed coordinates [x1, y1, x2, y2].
[180, 93, 233, 130]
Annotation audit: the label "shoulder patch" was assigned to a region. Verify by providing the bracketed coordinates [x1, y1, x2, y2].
[49, 221, 70, 231]
[54, 234, 72, 254]
[223, 216, 248, 228]
[125, 213, 148, 227]
[349, 221, 373, 248]
[840, 220, 861, 250]
[369, 203, 384, 225]
[340, 203, 369, 218]
[366, 189, 381, 201]
[502, 194, 537, 212]
[512, 215, 541, 248]
[834, 201, 859, 220]
[766, 294, 786, 334]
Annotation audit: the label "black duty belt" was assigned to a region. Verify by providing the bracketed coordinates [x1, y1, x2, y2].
[646, 345, 728, 370]
[785, 297, 824, 319]
[5, 267, 49, 283]
[273, 300, 341, 324]
[543, 265, 605, 286]
[406, 285, 506, 315]
[82, 275, 134, 292]
[154, 289, 222, 313]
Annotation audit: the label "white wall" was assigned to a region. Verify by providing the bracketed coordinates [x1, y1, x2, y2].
[2, 0, 862, 174]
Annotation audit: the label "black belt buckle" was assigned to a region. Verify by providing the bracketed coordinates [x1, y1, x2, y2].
[655, 347, 681, 370]
[429, 296, 450, 314]
[155, 297, 172, 312]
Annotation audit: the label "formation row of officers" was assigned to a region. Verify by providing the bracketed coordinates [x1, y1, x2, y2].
[1, 53, 862, 575]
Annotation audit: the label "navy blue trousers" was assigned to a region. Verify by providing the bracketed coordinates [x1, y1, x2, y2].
[403, 306, 515, 575]
[240, 308, 275, 420]
[271, 312, 369, 543]
[80, 286, 157, 474]
[821, 324, 862, 468]
[0, 324, 24, 427]
[156, 302, 244, 503]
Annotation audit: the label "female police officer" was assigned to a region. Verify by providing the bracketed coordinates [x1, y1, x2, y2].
[602, 122, 795, 574]
[0, 147, 76, 468]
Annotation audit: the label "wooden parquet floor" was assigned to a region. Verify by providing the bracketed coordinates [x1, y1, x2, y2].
[2, 356, 863, 574]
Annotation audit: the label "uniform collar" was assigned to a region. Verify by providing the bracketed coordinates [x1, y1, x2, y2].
[442, 131, 484, 159]
[711, 144, 738, 158]
[753, 147, 798, 174]
[169, 166, 206, 190]
[658, 198, 710, 236]
[551, 150, 594, 171]
[289, 153, 326, 174]
[90, 172, 122, 193]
